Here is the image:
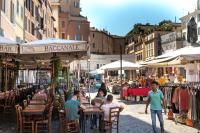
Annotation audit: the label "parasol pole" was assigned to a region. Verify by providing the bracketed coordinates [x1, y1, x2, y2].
[120, 43, 123, 87]
[5, 54, 8, 91]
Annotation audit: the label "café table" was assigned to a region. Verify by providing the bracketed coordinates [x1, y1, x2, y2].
[81, 106, 104, 133]
[29, 100, 46, 105]
[22, 105, 46, 115]
[0, 93, 5, 100]
[32, 95, 47, 101]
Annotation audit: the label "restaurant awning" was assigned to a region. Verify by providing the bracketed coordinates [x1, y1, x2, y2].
[20, 38, 87, 54]
[18, 38, 89, 69]
[0, 36, 18, 54]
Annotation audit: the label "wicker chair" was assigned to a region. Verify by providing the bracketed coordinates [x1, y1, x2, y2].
[4, 91, 15, 113]
[35, 106, 53, 133]
[103, 107, 121, 133]
[18, 106, 34, 133]
[64, 108, 80, 133]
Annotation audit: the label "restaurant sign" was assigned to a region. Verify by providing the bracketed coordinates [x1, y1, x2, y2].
[0, 45, 18, 53]
[20, 43, 87, 54]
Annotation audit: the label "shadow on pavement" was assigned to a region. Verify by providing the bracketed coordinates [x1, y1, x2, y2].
[119, 114, 171, 133]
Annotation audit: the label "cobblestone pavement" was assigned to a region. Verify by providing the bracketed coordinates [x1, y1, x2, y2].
[86, 89, 199, 133]
[0, 89, 199, 133]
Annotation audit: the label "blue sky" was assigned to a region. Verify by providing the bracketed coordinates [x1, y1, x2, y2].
[80, 0, 197, 36]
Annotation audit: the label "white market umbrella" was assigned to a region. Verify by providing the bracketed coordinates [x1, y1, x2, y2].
[89, 69, 104, 75]
[100, 60, 142, 70]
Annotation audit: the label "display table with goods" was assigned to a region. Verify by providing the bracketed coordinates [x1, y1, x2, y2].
[127, 87, 151, 97]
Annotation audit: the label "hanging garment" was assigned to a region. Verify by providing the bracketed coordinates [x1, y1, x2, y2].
[191, 91, 197, 121]
[179, 88, 189, 111]
[185, 63, 199, 82]
[172, 87, 180, 110]
[196, 90, 200, 122]
[171, 86, 179, 113]
[187, 89, 193, 120]
[164, 87, 172, 107]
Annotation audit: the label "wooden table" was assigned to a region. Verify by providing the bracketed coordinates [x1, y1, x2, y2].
[32, 96, 47, 101]
[0, 93, 5, 100]
[22, 105, 46, 115]
[82, 99, 90, 104]
[81, 107, 104, 133]
[29, 100, 46, 105]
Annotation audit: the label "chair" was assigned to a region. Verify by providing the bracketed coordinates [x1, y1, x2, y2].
[92, 98, 104, 107]
[4, 91, 15, 113]
[27, 95, 31, 104]
[23, 100, 28, 109]
[64, 108, 80, 133]
[103, 107, 121, 133]
[15, 105, 20, 131]
[35, 106, 53, 133]
[59, 110, 66, 133]
[18, 106, 34, 133]
[0, 92, 5, 112]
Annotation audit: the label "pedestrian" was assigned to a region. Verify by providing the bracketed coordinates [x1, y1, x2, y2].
[145, 81, 166, 133]
[98, 82, 107, 97]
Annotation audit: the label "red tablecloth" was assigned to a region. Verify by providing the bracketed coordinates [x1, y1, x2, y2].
[127, 88, 151, 96]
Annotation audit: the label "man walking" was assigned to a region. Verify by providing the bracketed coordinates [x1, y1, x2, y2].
[145, 81, 166, 133]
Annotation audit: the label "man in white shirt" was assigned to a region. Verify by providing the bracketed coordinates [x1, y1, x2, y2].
[101, 94, 124, 121]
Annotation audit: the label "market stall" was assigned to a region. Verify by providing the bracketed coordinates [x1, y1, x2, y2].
[142, 46, 200, 127]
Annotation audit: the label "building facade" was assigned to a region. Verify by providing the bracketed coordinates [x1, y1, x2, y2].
[24, 0, 55, 42]
[52, 0, 90, 41]
[134, 36, 145, 63]
[0, 0, 55, 42]
[145, 31, 169, 61]
[90, 28, 126, 55]
[70, 54, 136, 80]
[1, 0, 20, 41]
[50, 0, 60, 38]
[161, 32, 184, 54]
[180, 10, 200, 45]
[180, 0, 200, 45]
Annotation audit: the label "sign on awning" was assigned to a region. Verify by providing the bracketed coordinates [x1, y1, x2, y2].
[20, 43, 87, 54]
[0, 45, 18, 53]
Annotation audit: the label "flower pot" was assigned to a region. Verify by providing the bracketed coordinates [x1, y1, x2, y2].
[186, 118, 193, 127]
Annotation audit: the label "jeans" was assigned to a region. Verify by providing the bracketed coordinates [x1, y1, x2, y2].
[150, 110, 164, 133]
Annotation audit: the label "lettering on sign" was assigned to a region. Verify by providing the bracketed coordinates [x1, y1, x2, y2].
[44, 44, 80, 52]
[0, 45, 16, 53]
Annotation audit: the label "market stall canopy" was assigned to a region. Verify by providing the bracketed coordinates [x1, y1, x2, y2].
[100, 60, 142, 70]
[156, 46, 200, 59]
[141, 56, 177, 67]
[89, 69, 104, 75]
[0, 36, 18, 53]
[20, 38, 87, 54]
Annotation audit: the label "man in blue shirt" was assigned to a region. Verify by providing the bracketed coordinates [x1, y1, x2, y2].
[145, 81, 166, 133]
[65, 90, 82, 121]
